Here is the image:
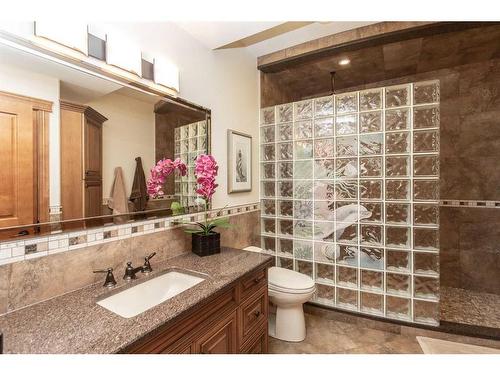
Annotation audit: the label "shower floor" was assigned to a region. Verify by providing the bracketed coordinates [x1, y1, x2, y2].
[440, 287, 500, 329]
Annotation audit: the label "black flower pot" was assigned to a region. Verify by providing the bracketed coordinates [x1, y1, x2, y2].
[191, 232, 220, 257]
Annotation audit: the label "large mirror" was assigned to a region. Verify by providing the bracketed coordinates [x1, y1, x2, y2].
[0, 41, 210, 240]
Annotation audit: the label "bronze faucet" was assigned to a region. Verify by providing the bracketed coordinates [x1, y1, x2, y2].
[93, 268, 117, 288]
[123, 252, 157, 280]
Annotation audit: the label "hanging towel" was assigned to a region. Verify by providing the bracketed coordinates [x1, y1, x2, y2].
[129, 156, 149, 212]
[108, 167, 129, 224]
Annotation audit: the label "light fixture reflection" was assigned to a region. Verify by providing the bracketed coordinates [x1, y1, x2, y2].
[339, 58, 350, 66]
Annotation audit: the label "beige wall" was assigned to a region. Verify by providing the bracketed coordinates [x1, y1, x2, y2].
[87, 92, 156, 200]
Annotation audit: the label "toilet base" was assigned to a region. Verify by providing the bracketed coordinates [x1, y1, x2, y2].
[268, 305, 306, 342]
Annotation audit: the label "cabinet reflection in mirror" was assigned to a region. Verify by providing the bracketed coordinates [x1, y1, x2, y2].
[0, 42, 209, 240]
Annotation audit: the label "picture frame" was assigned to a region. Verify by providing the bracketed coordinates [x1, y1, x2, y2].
[227, 129, 252, 193]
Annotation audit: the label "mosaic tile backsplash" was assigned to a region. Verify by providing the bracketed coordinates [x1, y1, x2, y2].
[260, 81, 440, 325]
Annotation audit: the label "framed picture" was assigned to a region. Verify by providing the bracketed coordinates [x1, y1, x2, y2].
[227, 130, 252, 193]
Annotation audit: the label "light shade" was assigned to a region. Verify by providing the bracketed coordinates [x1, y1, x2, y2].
[106, 32, 141, 76]
[154, 58, 179, 92]
[35, 21, 88, 55]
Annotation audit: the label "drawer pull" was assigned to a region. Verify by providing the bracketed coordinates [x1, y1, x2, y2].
[253, 310, 261, 318]
[254, 276, 264, 283]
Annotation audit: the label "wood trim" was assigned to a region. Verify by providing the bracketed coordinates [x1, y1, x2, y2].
[215, 22, 314, 49]
[0, 90, 52, 112]
[33, 110, 50, 225]
[60, 100, 108, 124]
[257, 21, 499, 72]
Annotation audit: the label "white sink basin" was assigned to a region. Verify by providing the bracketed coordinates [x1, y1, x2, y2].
[97, 270, 206, 318]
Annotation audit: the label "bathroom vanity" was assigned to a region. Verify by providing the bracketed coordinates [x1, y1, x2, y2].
[124, 261, 269, 353]
[0, 248, 273, 354]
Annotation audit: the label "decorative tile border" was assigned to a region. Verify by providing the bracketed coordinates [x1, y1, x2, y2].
[440, 200, 500, 209]
[0, 202, 260, 266]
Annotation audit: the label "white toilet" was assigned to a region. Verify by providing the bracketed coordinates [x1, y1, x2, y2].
[268, 266, 316, 342]
[243, 247, 316, 342]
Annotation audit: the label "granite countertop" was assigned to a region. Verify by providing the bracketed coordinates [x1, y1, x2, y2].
[0, 247, 273, 354]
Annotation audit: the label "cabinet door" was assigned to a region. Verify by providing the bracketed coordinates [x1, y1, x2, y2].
[241, 325, 268, 354]
[239, 286, 268, 346]
[0, 94, 35, 228]
[84, 180, 102, 217]
[163, 341, 194, 354]
[84, 118, 102, 179]
[195, 312, 237, 354]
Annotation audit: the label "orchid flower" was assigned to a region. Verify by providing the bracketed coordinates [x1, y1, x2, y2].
[147, 158, 187, 198]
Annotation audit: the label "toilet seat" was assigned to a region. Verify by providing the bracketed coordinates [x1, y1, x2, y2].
[268, 267, 315, 293]
[269, 284, 316, 295]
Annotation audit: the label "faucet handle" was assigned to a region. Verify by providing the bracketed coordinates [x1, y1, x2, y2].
[142, 252, 157, 273]
[93, 268, 117, 288]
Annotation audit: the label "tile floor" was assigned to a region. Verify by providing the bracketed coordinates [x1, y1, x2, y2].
[269, 313, 423, 354]
[440, 287, 500, 329]
[268, 311, 500, 354]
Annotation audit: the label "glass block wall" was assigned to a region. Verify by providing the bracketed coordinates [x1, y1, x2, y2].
[259, 81, 440, 325]
[174, 120, 208, 207]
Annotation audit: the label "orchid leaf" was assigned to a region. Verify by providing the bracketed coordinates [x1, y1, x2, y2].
[183, 228, 204, 234]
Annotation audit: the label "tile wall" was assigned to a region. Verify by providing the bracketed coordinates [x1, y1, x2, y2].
[173, 120, 208, 207]
[260, 81, 441, 325]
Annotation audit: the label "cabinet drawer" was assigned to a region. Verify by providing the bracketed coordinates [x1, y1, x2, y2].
[241, 325, 268, 354]
[240, 267, 267, 301]
[238, 286, 268, 346]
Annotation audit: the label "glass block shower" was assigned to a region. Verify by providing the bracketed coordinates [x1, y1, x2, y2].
[259, 81, 440, 325]
[174, 120, 208, 207]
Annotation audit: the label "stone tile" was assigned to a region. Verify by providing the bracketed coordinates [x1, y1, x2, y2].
[61, 247, 96, 293]
[220, 211, 260, 249]
[8, 253, 67, 311]
[269, 313, 421, 354]
[439, 248, 460, 288]
[129, 229, 189, 265]
[441, 287, 500, 329]
[440, 157, 500, 200]
[460, 251, 500, 293]
[439, 207, 461, 250]
[0, 264, 11, 314]
[459, 208, 500, 254]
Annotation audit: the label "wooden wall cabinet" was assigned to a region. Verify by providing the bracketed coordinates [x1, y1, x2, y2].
[123, 264, 270, 354]
[60, 101, 107, 221]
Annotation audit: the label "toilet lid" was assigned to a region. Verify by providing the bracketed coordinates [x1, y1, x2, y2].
[268, 267, 315, 291]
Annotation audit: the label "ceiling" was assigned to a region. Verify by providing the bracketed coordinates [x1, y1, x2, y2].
[261, 23, 500, 105]
[175, 21, 376, 57]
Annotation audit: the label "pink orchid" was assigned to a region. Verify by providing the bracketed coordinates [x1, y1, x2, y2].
[194, 154, 218, 201]
[147, 158, 187, 198]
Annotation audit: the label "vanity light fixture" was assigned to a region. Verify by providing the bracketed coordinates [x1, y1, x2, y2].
[3, 25, 179, 97]
[35, 21, 88, 55]
[154, 58, 180, 92]
[106, 31, 142, 76]
[141, 52, 155, 81]
[339, 58, 351, 66]
[87, 24, 107, 61]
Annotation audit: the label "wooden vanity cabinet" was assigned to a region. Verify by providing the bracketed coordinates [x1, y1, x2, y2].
[123, 264, 270, 354]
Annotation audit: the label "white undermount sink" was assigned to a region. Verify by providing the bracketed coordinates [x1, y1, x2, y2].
[97, 269, 206, 318]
